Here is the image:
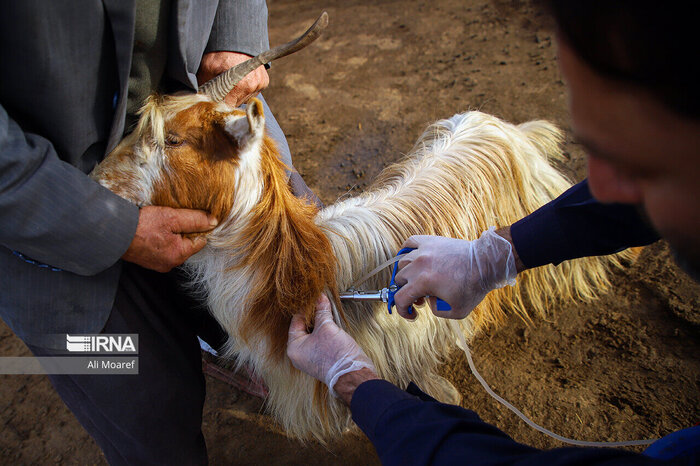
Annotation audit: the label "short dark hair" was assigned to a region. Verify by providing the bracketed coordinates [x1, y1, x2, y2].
[542, 1, 699, 118]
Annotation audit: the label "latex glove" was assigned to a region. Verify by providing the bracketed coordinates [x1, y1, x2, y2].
[287, 295, 376, 398]
[393, 227, 517, 320]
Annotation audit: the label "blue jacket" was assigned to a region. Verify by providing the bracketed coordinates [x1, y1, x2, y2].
[510, 179, 659, 268]
[352, 380, 696, 465]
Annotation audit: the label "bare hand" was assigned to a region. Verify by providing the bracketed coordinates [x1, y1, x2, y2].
[122, 206, 218, 272]
[197, 51, 269, 107]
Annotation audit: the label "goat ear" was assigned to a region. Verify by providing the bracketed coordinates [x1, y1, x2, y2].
[245, 97, 265, 136]
[223, 98, 265, 147]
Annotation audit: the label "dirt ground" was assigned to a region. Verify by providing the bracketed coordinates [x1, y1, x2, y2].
[2, 0, 699, 464]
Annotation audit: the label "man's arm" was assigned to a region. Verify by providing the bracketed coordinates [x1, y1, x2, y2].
[197, 0, 270, 108]
[0, 105, 218, 274]
[205, 0, 269, 58]
[0, 104, 139, 275]
[288, 297, 664, 466]
[509, 179, 659, 268]
[393, 180, 660, 319]
[349, 378, 664, 466]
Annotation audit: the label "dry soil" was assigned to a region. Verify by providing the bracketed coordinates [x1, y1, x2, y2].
[1, 1, 699, 464]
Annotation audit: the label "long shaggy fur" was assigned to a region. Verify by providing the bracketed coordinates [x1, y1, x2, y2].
[193, 111, 629, 440]
[93, 95, 631, 441]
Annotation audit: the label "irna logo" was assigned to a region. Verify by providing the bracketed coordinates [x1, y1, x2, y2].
[66, 334, 137, 353]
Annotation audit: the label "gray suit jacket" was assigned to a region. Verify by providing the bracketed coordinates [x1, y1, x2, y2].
[0, 0, 269, 347]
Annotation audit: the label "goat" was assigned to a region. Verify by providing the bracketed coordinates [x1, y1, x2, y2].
[90, 14, 631, 440]
[91, 92, 631, 439]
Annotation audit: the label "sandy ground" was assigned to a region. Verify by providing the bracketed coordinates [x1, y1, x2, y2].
[1, 0, 699, 464]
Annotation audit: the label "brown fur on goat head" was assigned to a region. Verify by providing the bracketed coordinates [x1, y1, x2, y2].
[92, 95, 340, 362]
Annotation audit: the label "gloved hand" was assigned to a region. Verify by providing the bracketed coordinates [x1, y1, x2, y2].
[287, 294, 376, 398]
[393, 227, 517, 320]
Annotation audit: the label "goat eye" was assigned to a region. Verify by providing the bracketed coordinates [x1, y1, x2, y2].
[165, 134, 184, 147]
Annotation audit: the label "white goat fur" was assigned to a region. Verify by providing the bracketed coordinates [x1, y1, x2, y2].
[93, 97, 630, 440]
[187, 110, 627, 439]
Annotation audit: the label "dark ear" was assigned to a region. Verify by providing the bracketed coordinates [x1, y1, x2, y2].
[222, 97, 265, 149]
[197, 115, 241, 161]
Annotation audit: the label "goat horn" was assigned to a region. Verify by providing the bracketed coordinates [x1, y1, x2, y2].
[199, 11, 329, 102]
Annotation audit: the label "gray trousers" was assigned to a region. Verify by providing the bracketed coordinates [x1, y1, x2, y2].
[29, 263, 223, 465]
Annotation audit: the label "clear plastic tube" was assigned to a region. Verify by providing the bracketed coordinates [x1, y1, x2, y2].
[452, 323, 657, 447]
[350, 254, 405, 289]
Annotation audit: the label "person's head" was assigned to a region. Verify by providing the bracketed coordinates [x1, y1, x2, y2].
[544, 1, 700, 279]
